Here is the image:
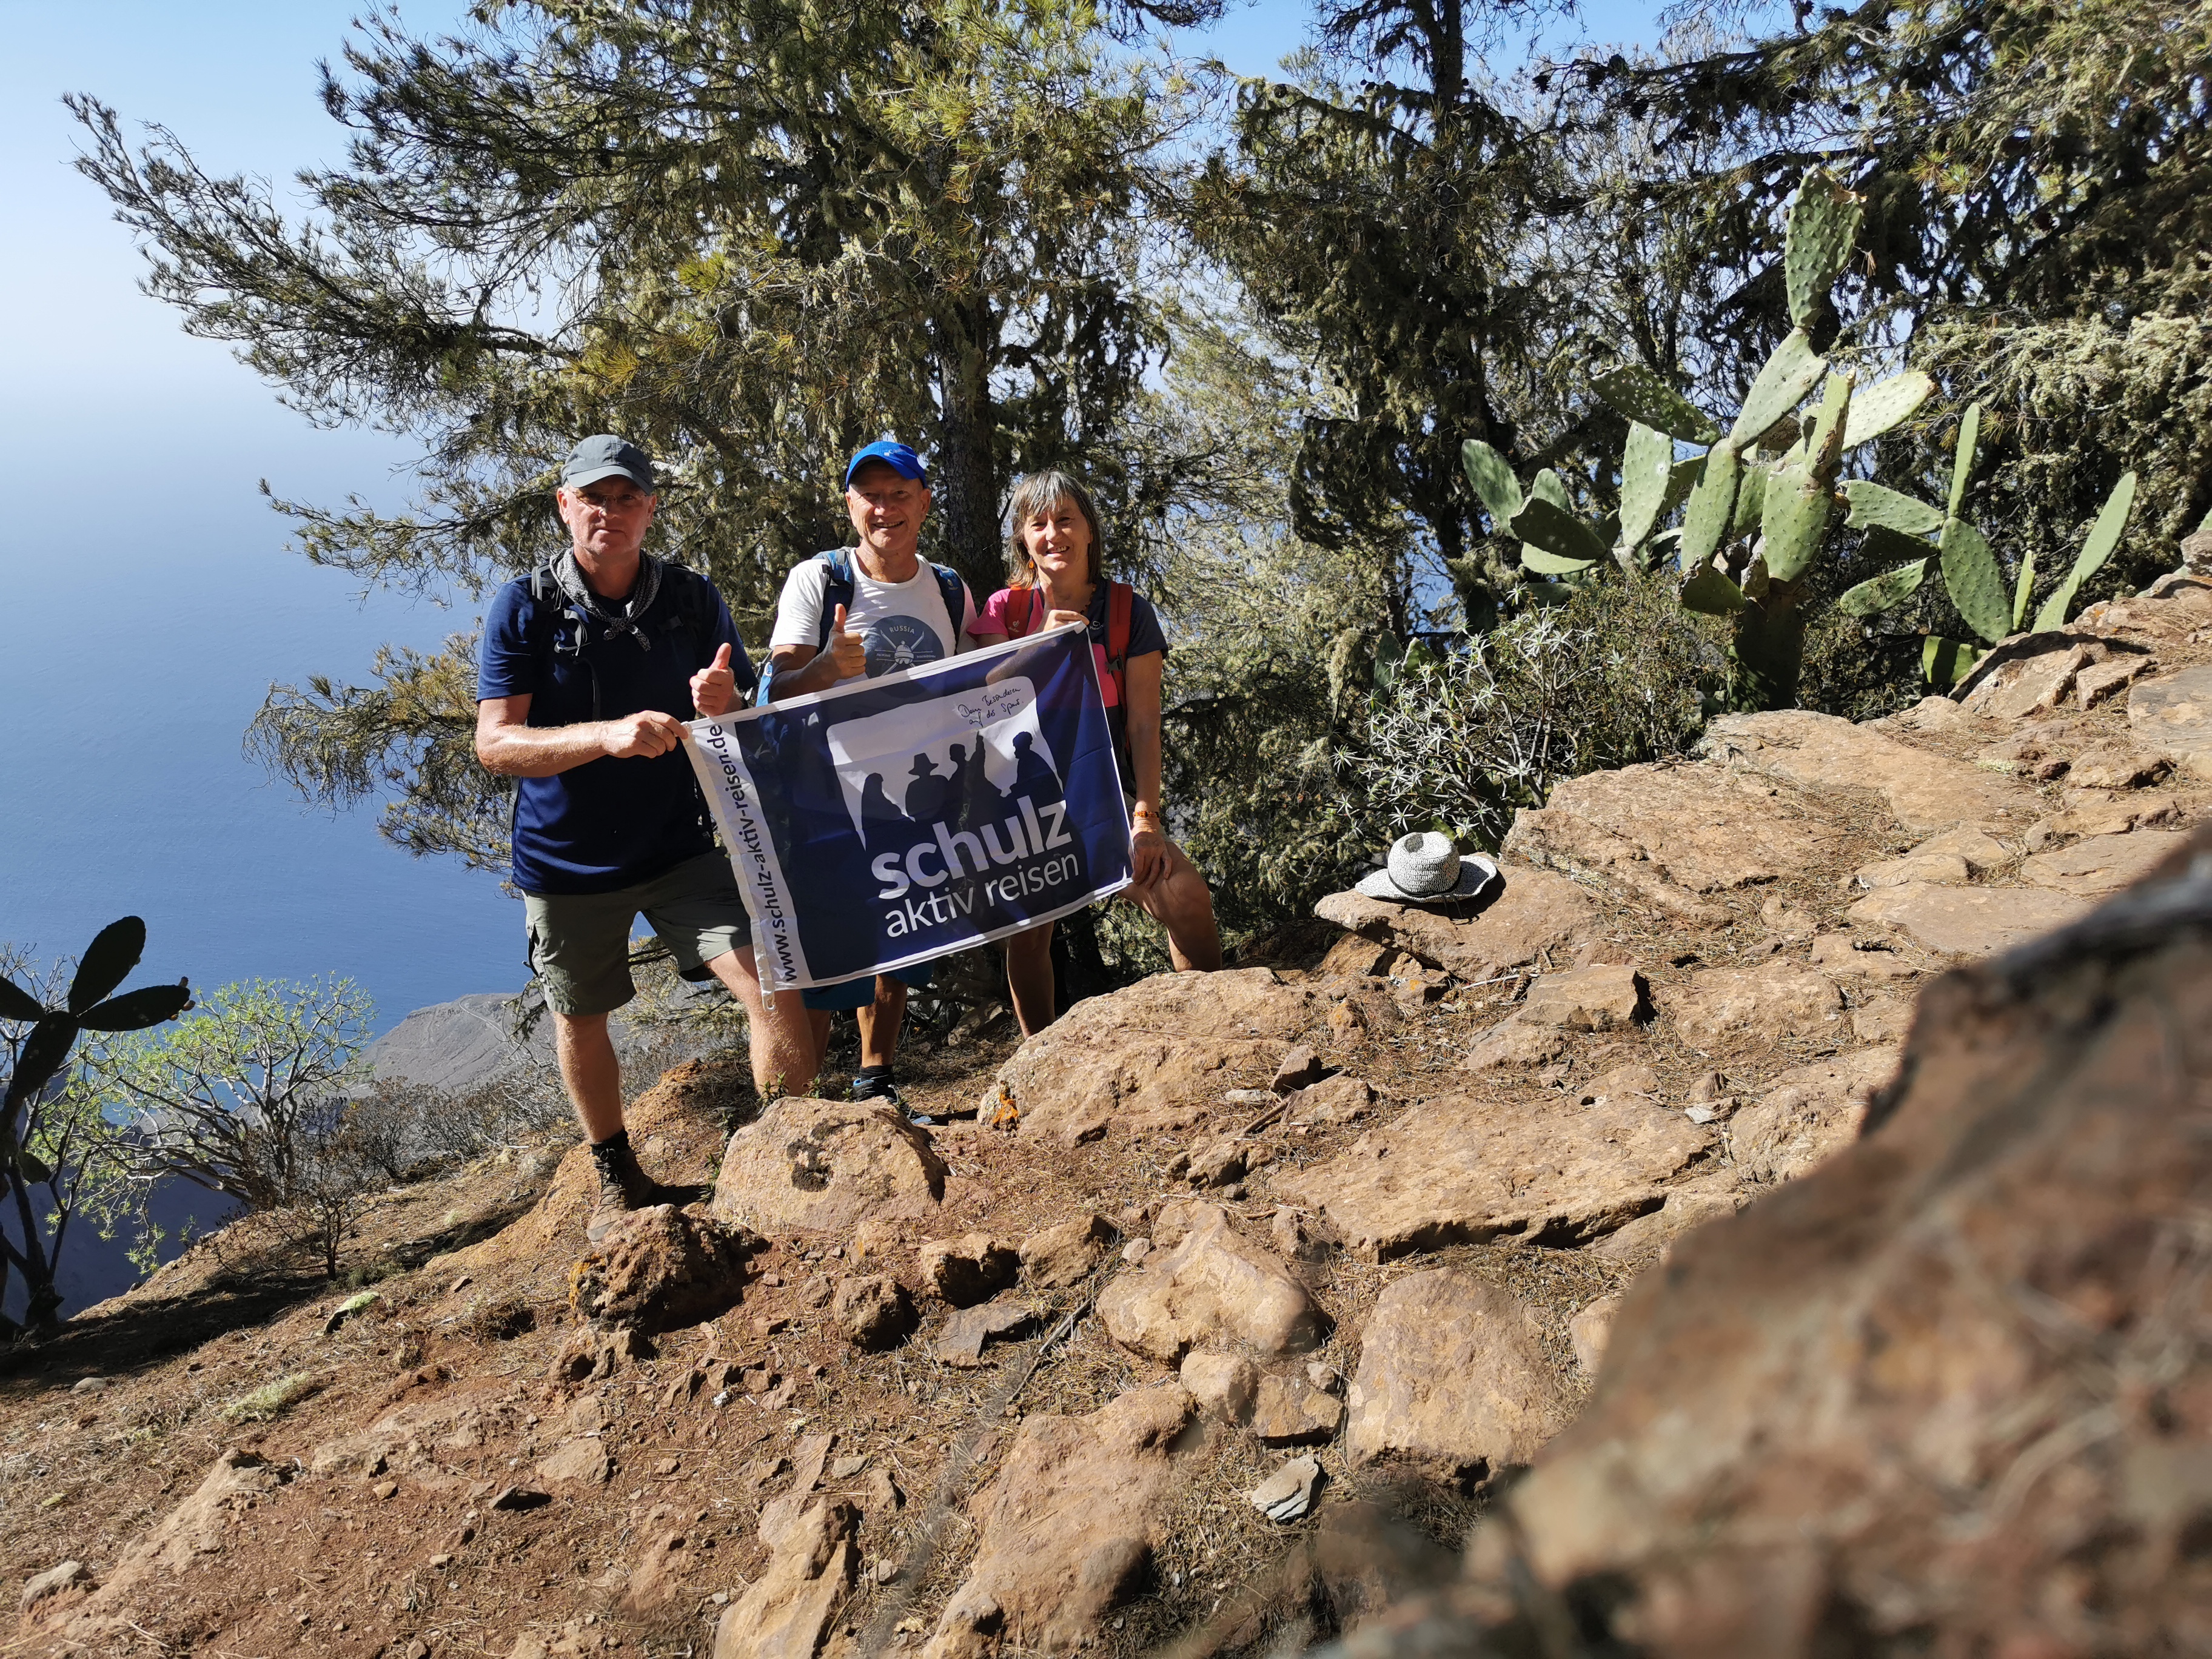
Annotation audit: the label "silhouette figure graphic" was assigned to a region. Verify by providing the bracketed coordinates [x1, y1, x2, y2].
[902, 752, 950, 825]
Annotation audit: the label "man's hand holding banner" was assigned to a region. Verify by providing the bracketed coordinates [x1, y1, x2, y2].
[683, 623, 1133, 996]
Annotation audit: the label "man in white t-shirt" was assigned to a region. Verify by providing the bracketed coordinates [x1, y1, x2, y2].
[766, 440, 980, 1122]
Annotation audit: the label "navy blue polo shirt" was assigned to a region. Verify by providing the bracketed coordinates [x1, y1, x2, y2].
[477, 568, 754, 895]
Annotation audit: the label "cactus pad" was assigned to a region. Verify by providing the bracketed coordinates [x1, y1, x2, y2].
[2012, 543, 2038, 634]
[1785, 169, 1863, 330]
[1843, 481, 1946, 540]
[1837, 555, 1933, 617]
[1511, 497, 1609, 566]
[1678, 445, 1743, 574]
[1681, 563, 1748, 614]
[1616, 421, 1674, 551]
[1948, 402, 1982, 518]
[1760, 461, 1834, 583]
[1922, 635, 1980, 688]
[1592, 366, 1719, 444]
[1939, 515, 2011, 644]
[1460, 440, 1523, 527]
[1726, 330, 1826, 455]
[1840, 370, 1934, 449]
[2032, 471, 2138, 632]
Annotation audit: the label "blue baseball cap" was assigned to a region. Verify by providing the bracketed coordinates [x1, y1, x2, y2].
[843, 440, 928, 488]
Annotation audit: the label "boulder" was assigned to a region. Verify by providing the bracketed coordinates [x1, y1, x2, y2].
[18, 1560, 90, 1616]
[919, 1233, 1019, 1307]
[1346, 1269, 1570, 1478]
[1519, 964, 1649, 1030]
[1846, 881, 2089, 957]
[1281, 1091, 1715, 1261]
[1459, 831, 2212, 1657]
[1700, 709, 2035, 834]
[993, 969, 1318, 1144]
[1287, 1074, 1379, 1127]
[1962, 640, 2091, 721]
[1666, 960, 1844, 1048]
[2021, 828, 2191, 897]
[921, 1383, 1195, 1659]
[832, 1274, 916, 1351]
[710, 1098, 946, 1236]
[567, 1204, 756, 1333]
[1097, 1201, 1325, 1362]
[2130, 664, 2212, 777]
[1313, 865, 1598, 980]
[1504, 762, 1850, 921]
[711, 1499, 856, 1659]
[1017, 1213, 1116, 1290]
[1730, 1048, 1901, 1185]
[1272, 1046, 1331, 1092]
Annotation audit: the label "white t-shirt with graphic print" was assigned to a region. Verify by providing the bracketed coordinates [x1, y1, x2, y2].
[769, 556, 980, 688]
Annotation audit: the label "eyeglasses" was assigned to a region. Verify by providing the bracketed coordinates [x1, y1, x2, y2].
[574, 490, 650, 514]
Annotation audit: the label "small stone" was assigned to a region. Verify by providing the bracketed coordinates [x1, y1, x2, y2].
[1248, 1373, 1344, 1445]
[1684, 1105, 1723, 1125]
[1520, 964, 1648, 1030]
[18, 1560, 90, 1613]
[1248, 1455, 1323, 1523]
[1307, 1361, 1342, 1392]
[653, 1456, 680, 1476]
[535, 1439, 612, 1485]
[934, 1299, 1039, 1367]
[1272, 1047, 1330, 1093]
[1121, 1238, 1151, 1264]
[832, 1275, 916, 1351]
[2075, 654, 2154, 709]
[1179, 1350, 1259, 1421]
[69, 1376, 112, 1395]
[371, 1480, 400, 1500]
[1569, 1294, 1622, 1375]
[1221, 1087, 1278, 1108]
[1687, 1071, 1728, 1105]
[491, 1486, 552, 1512]
[830, 1453, 867, 1480]
[1185, 1136, 1248, 1188]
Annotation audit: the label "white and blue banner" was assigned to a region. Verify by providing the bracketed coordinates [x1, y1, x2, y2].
[683, 623, 1132, 994]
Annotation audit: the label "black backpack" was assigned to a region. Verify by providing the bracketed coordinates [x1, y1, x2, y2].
[518, 561, 737, 719]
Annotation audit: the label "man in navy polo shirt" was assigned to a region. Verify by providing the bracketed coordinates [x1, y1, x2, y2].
[476, 435, 817, 1239]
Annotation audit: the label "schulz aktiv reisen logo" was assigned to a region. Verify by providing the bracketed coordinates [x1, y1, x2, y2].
[825, 676, 1083, 940]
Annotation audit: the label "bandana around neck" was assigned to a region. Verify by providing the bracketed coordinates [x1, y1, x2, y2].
[553, 550, 665, 649]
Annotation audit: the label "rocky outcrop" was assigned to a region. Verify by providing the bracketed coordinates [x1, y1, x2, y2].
[922, 1383, 1195, 1658]
[1346, 1269, 1570, 1478]
[710, 1097, 947, 1235]
[994, 969, 1317, 1144]
[1459, 831, 2212, 1657]
[50, 1450, 286, 1640]
[1282, 1092, 1715, 1260]
[1700, 708, 2037, 834]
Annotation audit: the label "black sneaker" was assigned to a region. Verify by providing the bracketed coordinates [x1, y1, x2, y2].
[586, 1133, 708, 1242]
[853, 1068, 943, 1127]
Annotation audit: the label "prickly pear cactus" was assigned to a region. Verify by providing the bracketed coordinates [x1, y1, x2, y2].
[1785, 169, 1863, 330]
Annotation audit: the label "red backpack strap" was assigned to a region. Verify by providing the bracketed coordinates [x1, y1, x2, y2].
[1105, 581, 1133, 697]
[1009, 585, 1037, 638]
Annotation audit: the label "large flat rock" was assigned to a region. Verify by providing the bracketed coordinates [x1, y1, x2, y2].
[1313, 865, 1598, 979]
[1346, 1268, 1570, 1478]
[1279, 1091, 1717, 1261]
[2020, 829, 2190, 896]
[2130, 665, 2212, 777]
[1700, 709, 2036, 834]
[995, 968, 1318, 1145]
[1504, 761, 1852, 921]
[1846, 882, 2090, 957]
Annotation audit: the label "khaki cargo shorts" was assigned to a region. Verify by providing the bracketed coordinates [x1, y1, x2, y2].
[523, 852, 750, 1016]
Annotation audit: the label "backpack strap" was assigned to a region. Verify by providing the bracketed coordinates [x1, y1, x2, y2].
[1105, 581, 1134, 703]
[930, 563, 968, 640]
[813, 548, 856, 646]
[1006, 585, 1039, 638]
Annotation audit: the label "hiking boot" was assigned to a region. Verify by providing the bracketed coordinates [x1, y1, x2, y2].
[853, 1068, 940, 1127]
[585, 1132, 709, 1242]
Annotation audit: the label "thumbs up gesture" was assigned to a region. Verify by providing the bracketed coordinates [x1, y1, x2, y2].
[823, 602, 868, 681]
[690, 641, 741, 716]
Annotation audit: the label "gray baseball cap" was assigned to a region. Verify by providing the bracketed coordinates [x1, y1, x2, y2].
[560, 434, 656, 491]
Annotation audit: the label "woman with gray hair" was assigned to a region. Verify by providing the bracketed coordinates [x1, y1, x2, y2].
[968, 468, 1221, 1032]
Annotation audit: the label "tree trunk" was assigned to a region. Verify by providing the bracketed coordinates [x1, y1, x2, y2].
[929, 303, 1005, 606]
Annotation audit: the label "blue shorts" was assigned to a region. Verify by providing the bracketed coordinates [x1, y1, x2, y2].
[800, 961, 935, 1012]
